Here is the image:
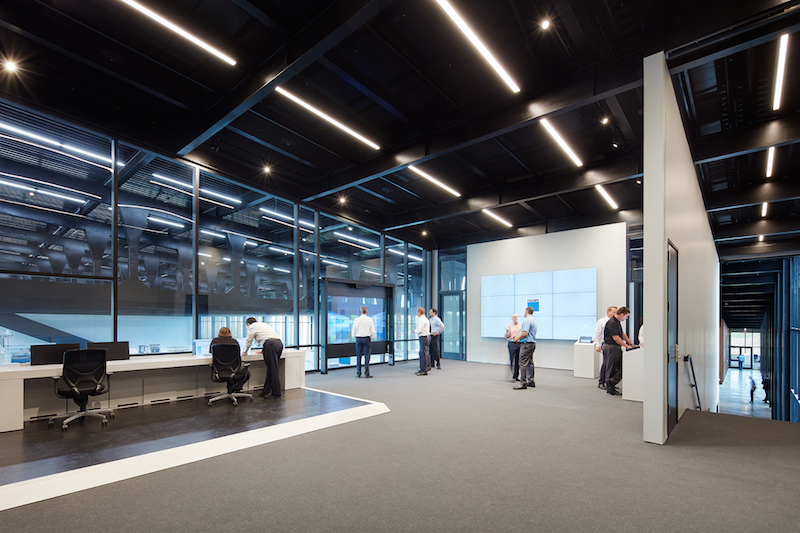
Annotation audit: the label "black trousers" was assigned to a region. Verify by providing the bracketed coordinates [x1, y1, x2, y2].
[603, 344, 623, 391]
[507, 341, 520, 379]
[227, 367, 251, 394]
[430, 334, 441, 366]
[262, 338, 284, 397]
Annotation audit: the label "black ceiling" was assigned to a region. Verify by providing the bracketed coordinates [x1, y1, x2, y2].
[1, 0, 799, 329]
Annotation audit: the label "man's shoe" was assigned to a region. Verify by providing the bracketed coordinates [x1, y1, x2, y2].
[357, 374, 361, 378]
[415, 371, 428, 376]
[436, 364, 441, 369]
[365, 375, 373, 378]
[513, 384, 527, 390]
[598, 383, 606, 390]
[607, 388, 620, 395]
[527, 382, 535, 388]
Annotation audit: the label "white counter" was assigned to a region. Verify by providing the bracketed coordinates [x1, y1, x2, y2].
[573, 342, 599, 379]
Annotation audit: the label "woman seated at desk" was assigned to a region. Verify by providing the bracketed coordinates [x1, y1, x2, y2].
[209, 327, 250, 390]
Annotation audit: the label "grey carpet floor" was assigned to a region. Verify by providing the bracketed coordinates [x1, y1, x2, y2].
[2, 359, 798, 533]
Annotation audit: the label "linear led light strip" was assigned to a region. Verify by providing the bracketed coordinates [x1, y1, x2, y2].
[408, 165, 461, 197]
[117, 204, 193, 224]
[434, 0, 520, 93]
[387, 248, 424, 262]
[152, 174, 241, 204]
[116, 0, 236, 65]
[0, 178, 86, 203]
[0, 132, 115, 172]
[0, 171, 102, 200]
[274, 87, 380, 150]
[0, 122, 124, 166]
[338, 239, 370, 250]
[766, 146, 775, 178]
[541, 119, 583, 167]
[762, 202, 768, 218]
[595, 184, 618, 209]
[333, 231, 379, 248]
[322, 259, 347, 267]
[261, 215, 314, 233]
[149, 180, 234, 210]
[773, 34, 789, 111]
[481, 208, 513, 227]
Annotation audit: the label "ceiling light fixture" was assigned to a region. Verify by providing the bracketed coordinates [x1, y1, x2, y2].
[339, 197, 346, 204]
[773, 34, 789, 111]
[0, 122, 122, 167]
[387, 248, 423, 262]
[408, 165, 461, 197]
[116, 0, 236, 66]
[333, 231, 379, 248]
[541, 20, 550, 30]
[759, 235, 764, 242]
[541, 119, 583, 166]
[762, 202, 768, 218]
[274, 267, 291, 274]
[322, 259, 347, 268]
[197, 252, 212, 258]
[274, 87, 380, 150]
[200, 229, 225, 238]
[245, 241, 259, 247]
[434, 0, 520, 93]
[264, 166, 271, 173]
[0, 171, 102, 200]
[594, 184, 618, 210]
[0, 178, 86, 203]
[481, 208, 513, 228]
[339, 239, 370, 251]
[147, 216, 185, 228]
[151, 174, 241, 204]
[766, 146, 775, 178]
[601, 117, 609, 125]
[269, 246, 294, 255]
[4, 61, 17, 73]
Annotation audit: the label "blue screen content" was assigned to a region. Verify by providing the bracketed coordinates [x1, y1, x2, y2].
[327, 295, 386, 344]
[481, 268, 597, 340]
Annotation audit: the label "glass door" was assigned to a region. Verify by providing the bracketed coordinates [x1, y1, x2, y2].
[440, 291, 464, 360]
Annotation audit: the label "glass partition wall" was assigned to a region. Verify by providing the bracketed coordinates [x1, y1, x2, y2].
[0, 103, 427, 369]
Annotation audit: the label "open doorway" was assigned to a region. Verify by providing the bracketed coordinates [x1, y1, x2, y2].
[719, 329, 770, 419]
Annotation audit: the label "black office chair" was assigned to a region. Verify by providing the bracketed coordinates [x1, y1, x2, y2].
[49, 348, 115, 431]
[209, 343, 253, 406]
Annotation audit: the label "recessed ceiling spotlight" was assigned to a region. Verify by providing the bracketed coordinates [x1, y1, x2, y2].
[4, 61, 17, 73]
[612, 142, 619, 148]
[636, 179, 642, 185]
[434, 0, 520, 93]
[116, 0, 236, 65]
[601, 117, 609, 125]
[348, 226, 353, 231]
[339, 197, 346, 204]
[422, 230, 427, 236]
[541, 20, 550, 30]
[275, 86, 380, 150]
[264, 166, 271, 173]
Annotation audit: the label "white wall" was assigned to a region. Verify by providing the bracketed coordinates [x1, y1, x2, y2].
[467, 223, 628, 369]
[643, 52, 720, 444]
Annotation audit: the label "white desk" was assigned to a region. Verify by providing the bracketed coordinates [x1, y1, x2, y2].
[0, 349, 308, 433]
[573, 342, 599, 379]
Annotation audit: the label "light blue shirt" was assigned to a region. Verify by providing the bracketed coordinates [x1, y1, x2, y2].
[430, 315, 444, 336]
[519, 316, 537, 343]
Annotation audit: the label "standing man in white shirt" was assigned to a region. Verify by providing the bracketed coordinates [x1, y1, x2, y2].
[594, 306, 617, 390]
[242, 317, 283, 399]
[414, 307, 431, 376]
[351, 306, 376, 378]
[504, 314, 522, 381]
[429, 308, 444, 370]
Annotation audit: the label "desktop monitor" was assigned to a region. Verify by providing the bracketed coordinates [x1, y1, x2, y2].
[87, 341, 130, 361]
[579, 336, 593, 344]
[30, 343, 80, 365]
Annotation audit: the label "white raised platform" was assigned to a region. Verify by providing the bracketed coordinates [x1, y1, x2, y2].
[0, 349, 308, 433]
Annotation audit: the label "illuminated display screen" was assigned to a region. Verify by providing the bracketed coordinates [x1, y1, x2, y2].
[327, 295, 387, 344]
[481, 268, 597, 340]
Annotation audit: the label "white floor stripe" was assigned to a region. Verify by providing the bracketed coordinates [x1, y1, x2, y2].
[0, 395, 389, 512]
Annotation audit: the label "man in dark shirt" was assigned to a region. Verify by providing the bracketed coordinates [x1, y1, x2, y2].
[602, 306, 633, 396]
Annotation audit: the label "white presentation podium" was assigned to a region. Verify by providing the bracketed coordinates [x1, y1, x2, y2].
[573, 341, 598, 378]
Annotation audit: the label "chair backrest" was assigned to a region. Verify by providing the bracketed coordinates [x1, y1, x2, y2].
[211, 343, 243, 381]
[62, 348, 108, 394]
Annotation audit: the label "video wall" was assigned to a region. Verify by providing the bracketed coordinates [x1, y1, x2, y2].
[481, 268, 597, 340]
[327, 295, 387, 343]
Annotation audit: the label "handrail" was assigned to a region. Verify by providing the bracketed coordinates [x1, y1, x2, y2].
[683, 354, 702, 411]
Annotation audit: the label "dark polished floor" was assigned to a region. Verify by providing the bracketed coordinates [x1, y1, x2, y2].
[0, 388, 367, 486]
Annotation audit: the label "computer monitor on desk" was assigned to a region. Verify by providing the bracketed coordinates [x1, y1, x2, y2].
[30, 343, 80, 365]
[87, 341, 130, 360]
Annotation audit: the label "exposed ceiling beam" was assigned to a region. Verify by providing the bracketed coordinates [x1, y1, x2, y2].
[178, 0, 398, 156]
[691, 114, 800, 165]
[705, 180, 800, 212]
[714, 217, 800, 241]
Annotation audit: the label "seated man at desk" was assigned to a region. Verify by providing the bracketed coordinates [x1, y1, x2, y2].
[210, 327, 250, 392]
[242, 318, 284, 399]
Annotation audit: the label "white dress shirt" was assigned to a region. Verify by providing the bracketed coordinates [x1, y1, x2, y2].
[242, 321, 281, 355]
[351, 314, 376, 340]
[594, 316, 610, 348]
[415, 315, 430, 337]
